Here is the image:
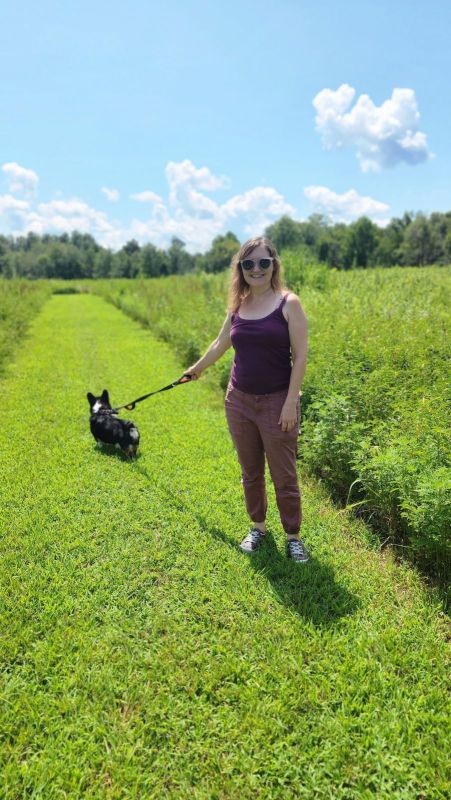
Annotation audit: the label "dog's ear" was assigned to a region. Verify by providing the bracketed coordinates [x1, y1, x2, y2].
[101, 389, 110, 403]
[87, 392, 95, 405]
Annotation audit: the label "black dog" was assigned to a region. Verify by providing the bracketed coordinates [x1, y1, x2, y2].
[87, 389, 140, 458]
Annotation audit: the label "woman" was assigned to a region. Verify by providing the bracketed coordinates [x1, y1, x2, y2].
[185, 236, 310, 562]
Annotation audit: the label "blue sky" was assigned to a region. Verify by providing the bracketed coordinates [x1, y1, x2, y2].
[1, 0, 450, 251]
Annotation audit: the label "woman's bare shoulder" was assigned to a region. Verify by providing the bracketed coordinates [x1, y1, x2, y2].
[283, 291, 303, 321]
[284, 289, 299, 301]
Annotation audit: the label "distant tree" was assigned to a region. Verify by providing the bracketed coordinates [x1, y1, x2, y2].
[265, 216, 303, 251]
[444, 232, 451, 263]
[0, 235, 9, 274]
[375, 219, 405, 266]
[112, 240, 142, 277]
[167, 237, 194, 275]
[140, 243, 169, 277]
[48, 244, 84, 279]
[24, 232, 40, 251]
[428, 212, 451, 263]
[299, 214, 329, 248]
[401, 211, 415, 229]
[122, 239, 140, 257]
[1, 209, 450, 279]
[13, 235, 27, 252]
[350, 216, 380, 267]
[317, 237, 330, 263]
[2, 251, 18, 277]
[70, 231, 85, 250]
[93, 249, 114, 278]
[198, 232, 240, 273]
[340, 225, 356, 269]
[401, 215, 433, 265]
[36, 254, 53, 278]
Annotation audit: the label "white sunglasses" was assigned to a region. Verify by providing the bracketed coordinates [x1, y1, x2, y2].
[240, 257, 274, 271]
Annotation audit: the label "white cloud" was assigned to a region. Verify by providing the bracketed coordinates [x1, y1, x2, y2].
[304, 185, 390, 225]
[2, 161, 39, 196]
[1, 158, 295, 252]
[130, 190, 164, 203]
[0, 194, 29, 214]
[0, 194, 30, 232]
[124, 161, 294, 251]
[101, 187, 119, 202]
[165, 159, 230, 207]
[23, 198, 117, 240]
[313, 84, 432, 171]
[223, 187, 296, 235]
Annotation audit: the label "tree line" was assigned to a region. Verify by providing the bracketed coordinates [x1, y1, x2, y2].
[0, 211, 450, 280]
[266, 211, 451, 269]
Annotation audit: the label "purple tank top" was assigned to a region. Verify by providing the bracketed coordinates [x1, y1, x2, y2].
[230, 293, 292, 394]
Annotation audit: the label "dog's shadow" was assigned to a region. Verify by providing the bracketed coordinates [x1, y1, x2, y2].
[131, 463, 360, 627]
[93, 443, 142, 462]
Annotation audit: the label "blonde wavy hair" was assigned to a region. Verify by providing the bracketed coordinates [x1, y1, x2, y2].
[227, 236, 289, 313]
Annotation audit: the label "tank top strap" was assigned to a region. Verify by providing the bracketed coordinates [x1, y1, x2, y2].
[278, 291, 290, 311]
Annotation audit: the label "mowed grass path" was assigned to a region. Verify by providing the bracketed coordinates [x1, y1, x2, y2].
[1, 294, 449, 799]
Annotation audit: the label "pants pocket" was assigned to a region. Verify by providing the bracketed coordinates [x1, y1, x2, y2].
[225, 383, 234, 403]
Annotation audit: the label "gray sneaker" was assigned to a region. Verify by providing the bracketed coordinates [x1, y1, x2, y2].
[240, 527, 266, 553]
[287, 538, 310, 562]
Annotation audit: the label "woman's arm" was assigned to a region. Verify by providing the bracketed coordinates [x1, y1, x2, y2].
[185, 311, 233, 379]
[277, 293, 308, 431]
[285, 293, 308, 404]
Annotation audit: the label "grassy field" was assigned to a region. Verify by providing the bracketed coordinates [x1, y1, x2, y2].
[83, 265, 451, 598]
[0, 291, 449, 799]
[0, 279, 52, 378]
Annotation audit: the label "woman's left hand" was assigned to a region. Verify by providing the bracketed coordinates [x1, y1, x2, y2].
[278, 400, 299, 432]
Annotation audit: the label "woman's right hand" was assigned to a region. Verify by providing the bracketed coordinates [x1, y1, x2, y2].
[184, 364, 202, 381]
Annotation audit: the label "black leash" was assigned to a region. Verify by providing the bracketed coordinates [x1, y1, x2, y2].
[112, 373, 193, 413]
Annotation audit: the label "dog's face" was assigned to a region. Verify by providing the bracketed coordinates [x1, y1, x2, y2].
[87, 389, 111, 414]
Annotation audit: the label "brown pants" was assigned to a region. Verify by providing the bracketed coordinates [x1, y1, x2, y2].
[224, 382, 302, 534]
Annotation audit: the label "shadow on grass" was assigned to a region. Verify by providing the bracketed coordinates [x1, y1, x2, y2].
[93, 443, 142, 462]
[207, 522, 360, 628]
[130, 462, 359, 628]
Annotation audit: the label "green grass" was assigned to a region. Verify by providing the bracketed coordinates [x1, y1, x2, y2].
[83, 266, 451, 597]
[0, 293, 449, 799]
[0, 278, 52, 377]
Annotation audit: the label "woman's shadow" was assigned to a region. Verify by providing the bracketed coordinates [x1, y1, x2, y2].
[202, 518, 359, 627]
[130, 462, 360, 627]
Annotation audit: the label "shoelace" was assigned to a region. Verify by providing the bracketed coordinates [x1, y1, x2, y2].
[288, 539, 307, 555]
[250, 528, 265, 544]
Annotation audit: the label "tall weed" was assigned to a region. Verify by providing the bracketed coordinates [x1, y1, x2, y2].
[0, 279, 52, 375]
